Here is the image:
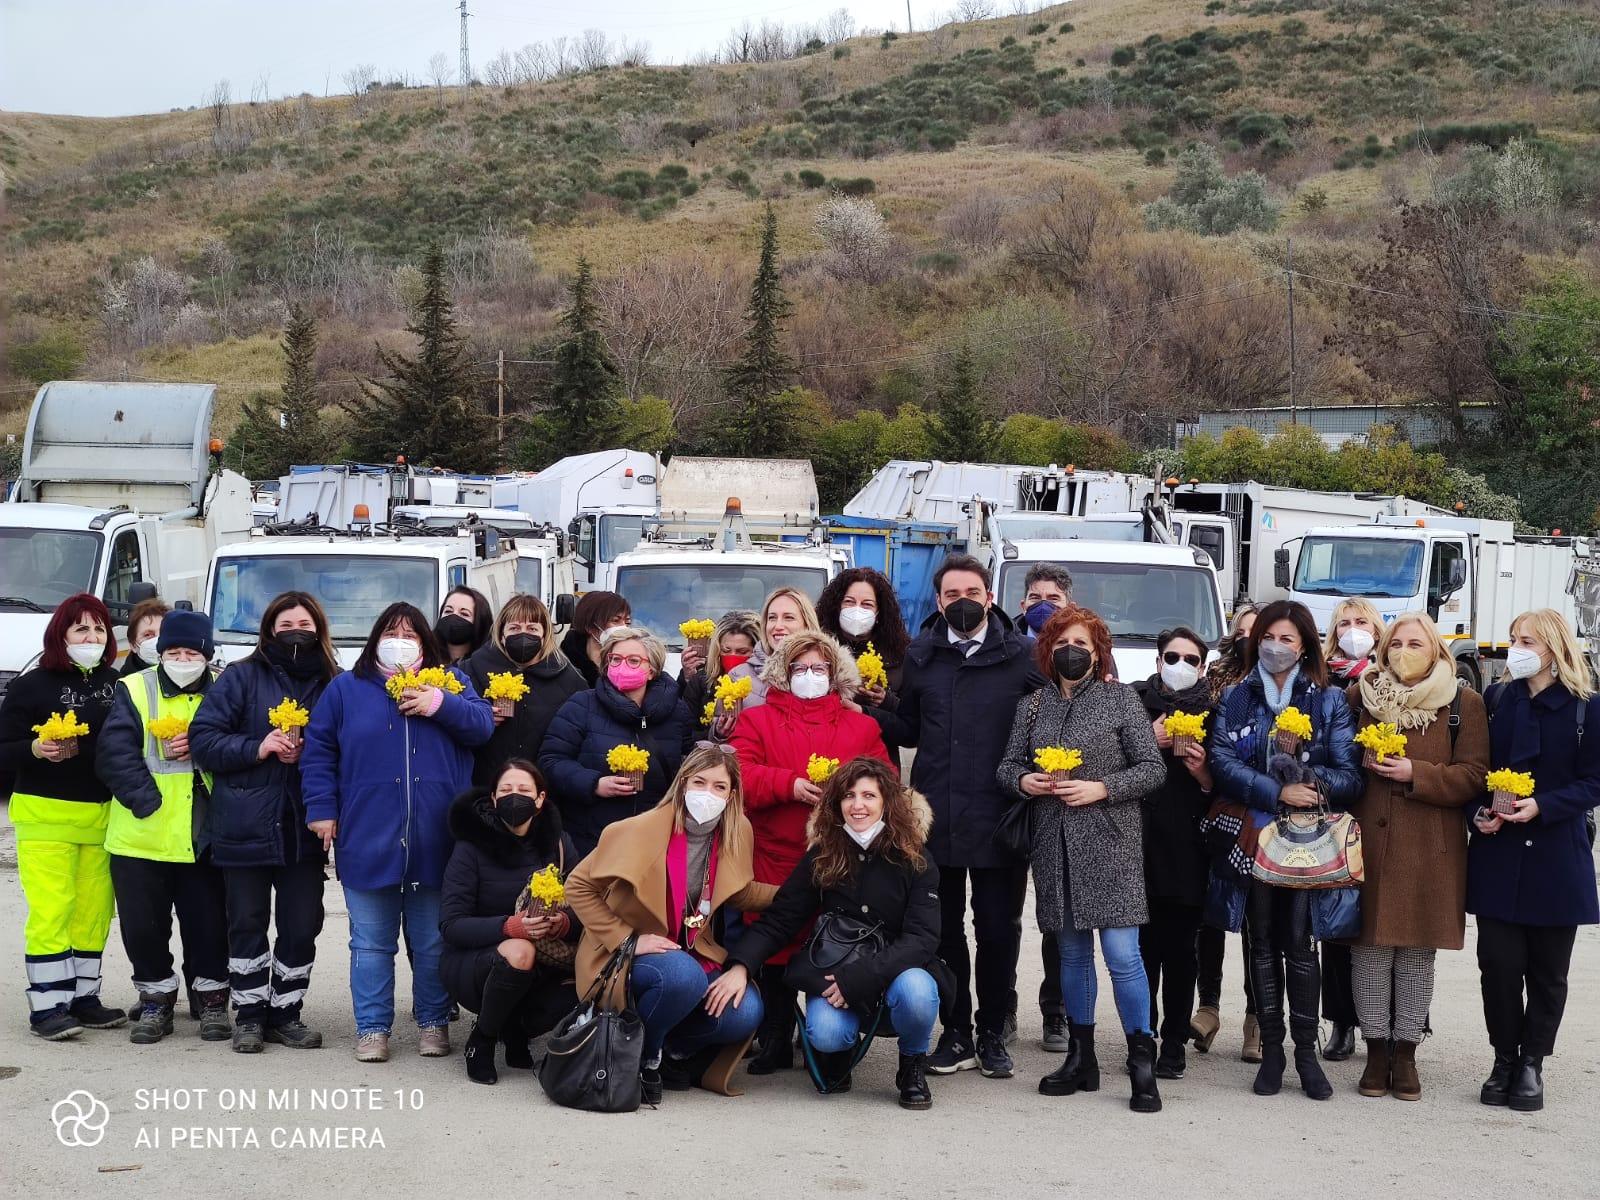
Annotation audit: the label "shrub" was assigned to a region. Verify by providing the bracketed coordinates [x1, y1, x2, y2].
[1027, 22, 1048, 35]
[798, 168, 827, 188]
[1298, 186, 1329, 213]
[6, 327, 85, 385]
[726, 167, 751, 189]
[832, 176, 876, 196]
[1110, 46, 1137, 67]
[1145, 147, 1168, 166]
[1059, 22, 1075, 33]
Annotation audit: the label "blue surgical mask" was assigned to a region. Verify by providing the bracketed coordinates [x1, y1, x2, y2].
[1024, 600, 1058, 636]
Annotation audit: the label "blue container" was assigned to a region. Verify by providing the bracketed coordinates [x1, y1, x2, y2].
[824, 515, 964, 632]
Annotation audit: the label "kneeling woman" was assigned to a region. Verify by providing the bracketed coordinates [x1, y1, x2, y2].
[565, 745, 777, 1105]
[723, 758, 947, 1110]
[440, 760, 581, 1085]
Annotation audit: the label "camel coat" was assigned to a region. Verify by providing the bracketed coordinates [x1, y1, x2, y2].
[1345, 683, 1489, 950]
[565, 803, 777, 1009]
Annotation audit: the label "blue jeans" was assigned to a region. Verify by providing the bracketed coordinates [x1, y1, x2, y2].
[805, 967, 939, 1055]
[343, 885, 451, 1035]
[1058, 924, 1154, 1036]
[630, 949, 764, 1062]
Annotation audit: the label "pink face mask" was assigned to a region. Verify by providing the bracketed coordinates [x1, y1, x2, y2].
[607, 661, 650, 691]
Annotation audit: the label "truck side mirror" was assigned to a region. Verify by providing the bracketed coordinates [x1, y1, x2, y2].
[129, 581, 158, 604]
[1445, 558, 1467, 596]
[1273, 547, 1290, 590]
[553, 593, 578, 626]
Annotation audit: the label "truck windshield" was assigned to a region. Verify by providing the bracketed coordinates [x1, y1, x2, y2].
[0, 529, 102, 609]
[995, 515, 1145, 542]
[600, 514, 647, 562]
[210, 555, 438, 644]
[514, 554, 546, 599]
[1294, 536, 1423, 599]
[998, 560, 1223, 644]
[614, 563, 827, 646]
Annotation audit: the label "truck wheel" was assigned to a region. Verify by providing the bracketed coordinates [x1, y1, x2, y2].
[1455, 657, 1480, 691]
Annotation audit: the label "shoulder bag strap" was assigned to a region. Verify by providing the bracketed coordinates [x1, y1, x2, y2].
[1575, 695, 1587, 745]
[1448, 691, 1462, 750]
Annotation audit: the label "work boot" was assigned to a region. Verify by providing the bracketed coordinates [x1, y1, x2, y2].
[69, 998, 127, 1029]
[1509, 1055, 1544, 1113]
[1241, 1014, 1263, 1063]
[1127, 1032, 1163, 1113]
[1358, 1039, 1392, 1098]
[1040, 1021, 1100, 1096]
[896, 1052, 933, 1110]
[1390, 1040, 1421, 1101]
[198, 990, 232, 1042]
[1190, 1004, 1220, 1053]
[31, 1010, 85, 1041]
[1480, 1052, 1518, 1107]
[232, 1021, 264, 1054]
[264, 1019, 323, 1049]
[129, 993, 176, 1045]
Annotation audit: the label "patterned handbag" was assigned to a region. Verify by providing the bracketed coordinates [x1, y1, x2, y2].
[1252, 803, 1365, 890]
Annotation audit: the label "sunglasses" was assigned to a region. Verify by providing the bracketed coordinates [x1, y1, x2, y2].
[1162, 651, 1203, 667]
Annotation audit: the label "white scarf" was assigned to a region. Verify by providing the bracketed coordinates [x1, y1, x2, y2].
[1357, 659, 1459, 731]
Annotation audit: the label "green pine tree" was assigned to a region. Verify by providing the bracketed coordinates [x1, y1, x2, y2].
[234, 304, 336, 478]
[519, 258, 622, 468]
[928, 346, 994, 462]
[344, 243, 495, 471]
[720, 204, 799, 457]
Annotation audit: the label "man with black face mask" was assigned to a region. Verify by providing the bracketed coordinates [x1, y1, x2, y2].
[873, 553, 1042, 1080]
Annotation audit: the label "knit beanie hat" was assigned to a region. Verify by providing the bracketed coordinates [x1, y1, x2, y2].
[157, 609, 215, 658]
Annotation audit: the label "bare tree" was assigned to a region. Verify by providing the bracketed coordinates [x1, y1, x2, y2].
[617, 38, 651, 68]
[1011, 177, 1130, 290]
[427, 52, 453, 98]
[954, 0, 995, 20]
[549, 36, 572, 77]
[514, 42, 553, 83]
[824, 7, 857, 42]
[342, 62, 376, 112]
[725, 22, 755, 63]
[484, 49, 516, 88]
[575, 28, 613, 71]
[206, 80, 238, 155]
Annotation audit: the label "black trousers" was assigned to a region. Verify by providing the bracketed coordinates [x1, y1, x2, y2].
[223, 859, 327, 1024]
[1196, 922, 1256, 1015]
[1039, 931, 1063, 1018]
[1246, 883, 1319, 1047]
[109, 854, 228, 997]
[938, 864, 1027, 1039]
[1475, 917, 1578, 1057]
[1141, 899, 1202, 1043]
[442, 946, 576, 1040]
[1321, 940, 1357, 1026]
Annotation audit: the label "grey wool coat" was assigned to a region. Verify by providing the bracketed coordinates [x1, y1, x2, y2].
[997, 678, 1166, 933]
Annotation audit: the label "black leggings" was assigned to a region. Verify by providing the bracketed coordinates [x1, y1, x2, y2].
[1196, 922, 1255, 1015]
[1246, 883, 1319, 1047]
[1140, 900, 1201, 1042]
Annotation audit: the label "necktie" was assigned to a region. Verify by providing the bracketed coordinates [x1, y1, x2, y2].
[956, 640, 978, 657]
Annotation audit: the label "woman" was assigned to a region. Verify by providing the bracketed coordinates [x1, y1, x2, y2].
[1132, 626, 1215, 1082]
[0, 594, 124, 1039]
[463, 594, 587, 786]
[436, 586, 492, 667]
[565, 745, 777, 1104]
[817, 567, 912, 762]
[121, 597, 169, 677]
[557, 590, 632, 687]
[190, 591, 340, 1054]
[540, 625, 694, 859]
[300, 602, 494, 1063]
[1209, 600, 1361, 1101]
[997, 605, 1167, 1113]
[725, 586, 821, 709]
[726, 758, 948, 1109]
[1346, 612, 1487, 1100]
[1468, 608, 1600, 1114]
[679, 610, 760, 742]
[728, 629, 893, 1075]
[1207, 604, 1258, 704]
[99, 609, 232, 1045]
[440, 759, 580, 1085]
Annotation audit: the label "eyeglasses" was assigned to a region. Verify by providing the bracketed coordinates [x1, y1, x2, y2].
[694, 740, 738, 754]
[1162, 651, 1203, 667]
[609, 654, 649, 669]
[789, 663, 831, 677]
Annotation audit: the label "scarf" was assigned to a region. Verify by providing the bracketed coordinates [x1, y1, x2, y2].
[1327, 655, 1370, 683]
[1357, 659, 1458, 732]
[1139, 674, 1214, 719]
[1257, 662, 1300, 714]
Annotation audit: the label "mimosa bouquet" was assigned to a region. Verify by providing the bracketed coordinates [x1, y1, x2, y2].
[1486, 768, 1535, 817]
[701, 700, 717, 728]
[806, 754, 841, 784]
[1165, 710, 1207, 755]
[1272, 707, 1313, 755]
[1035, 746, 1084, 781]
[515, 864, 576, 967]
[268, 698, 311, 744]
[856, 642, 889, 693]
[679, 619, 716, 659]
[385, 666, 465, 703]
[607, 743, 650, 788]
[147, 715, 190, 757]
[33, 710, 90, 758]
[484, 671, 530, 718]
[1355, 721, 1408, 767]
[713, 673, 753, 718]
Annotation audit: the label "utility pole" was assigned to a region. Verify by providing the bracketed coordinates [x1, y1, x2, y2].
[495, 348, 506, 460]
[907, 0, 914, 33]
[1286, 236, 1298, 426]
[458, 0, 471, 89]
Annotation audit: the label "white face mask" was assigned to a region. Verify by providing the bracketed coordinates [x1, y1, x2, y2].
[845, 819, 885, 849]
[66, 642, 104, 669]
[1506, 646, 1545, 681]
[838, 607, 877, 637]
[162, 657, 207, 687]
[790, 671, 831, 701]
[1160, 660, 1201, 693]
[136, 636, 160, 665]
[378, 637, 421, 671]
[1338, 628, 1375, 660]
[684, 788, 727, 825]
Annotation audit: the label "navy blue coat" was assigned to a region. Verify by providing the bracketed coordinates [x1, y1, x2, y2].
[190, 656, 331, 868]
[1467, 679, 1600, 927]
[874, 611, 1043, 869]
[538, 674, 694, 860]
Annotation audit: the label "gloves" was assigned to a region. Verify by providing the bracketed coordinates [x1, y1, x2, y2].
[502, 914, 533, 941]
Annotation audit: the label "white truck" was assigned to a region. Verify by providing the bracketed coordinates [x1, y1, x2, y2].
[517, 449, 659, 594]
[0, 381, 252, 694]
[276, 462, 465, 528]
[1283, 515, 1597, 688]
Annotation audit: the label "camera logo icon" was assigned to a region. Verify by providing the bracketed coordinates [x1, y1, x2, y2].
[52, 1090, 110, 1148]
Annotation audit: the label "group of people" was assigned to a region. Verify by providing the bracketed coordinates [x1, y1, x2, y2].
[3, 555, 1595, 1116]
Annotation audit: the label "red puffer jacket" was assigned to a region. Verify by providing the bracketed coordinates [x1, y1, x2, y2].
[729, 688, 894, 962]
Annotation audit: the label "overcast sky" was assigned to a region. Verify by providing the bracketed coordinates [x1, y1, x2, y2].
[0, 0, 927, 117]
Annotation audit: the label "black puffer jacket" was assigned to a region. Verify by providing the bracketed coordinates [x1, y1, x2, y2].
[439, 789, 581, 955]
[461, 641, 587, 786]
[1132, 675, 1215, 908]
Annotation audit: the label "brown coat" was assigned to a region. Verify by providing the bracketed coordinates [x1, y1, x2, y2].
[1345, 683, 1489, 950]
[565, 803, 777, 1009]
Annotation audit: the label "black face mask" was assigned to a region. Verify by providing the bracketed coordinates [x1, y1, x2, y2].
[265, 629, 323, 677]
[943, 597, 987, 636]
[436, 615, 475, 646]
[1053, 644, 1093, 682]
[274, 629, 318, 657]
[495, 793, 540, 828]
[505, 633, 542, 664]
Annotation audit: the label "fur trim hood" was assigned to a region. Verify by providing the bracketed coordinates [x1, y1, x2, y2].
[447, 787, 564, 864]
[759, 629, 863, 697]
[806, 784, 933, 847]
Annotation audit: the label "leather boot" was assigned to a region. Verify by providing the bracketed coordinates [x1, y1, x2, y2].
[813, 1050, 853, 1095]
[1126, 1032, 1163, 1113]
[1390, 1040, 1421, 1101]
[748, 969, 795, 1075]
[1241, 1014, 1263, 1063]
[896, 1052, 932, 1110]
[1323, 1022, 1357, 1062]
[463, 1024, 498, 1084]
[1039, 1021, 1099, 1095]
[1357, 1039, 1392, 1098]
[463, 960, 536, 1084]
[1509, 1055, 1544, 1113]
[1480, 1052, 1518, 1106]
[1291, 1020, 1333, 1101]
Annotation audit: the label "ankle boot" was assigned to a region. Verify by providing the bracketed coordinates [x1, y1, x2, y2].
[1480, 1051, 1518, 1106]
[1358, 1039, 1392, 1098]
[1509, 1055, 1544, 1113]
[1293, 1044, 1333, 1100]
[813, 1050, 853, 1095]
[1190, 1004, 1220, 1053]
[1390, 1040, 1421, 1101]
[1253, 1042, 1287, 1095]
[748, 969, 795, 1075]
[897, 1052, 932, 1110]
[197, 989, 232, 1042]
[1241, 1014, 1263, 1063]
[1126, 1033, 1163, 1113]
[463, 1024, 498, 1084]
[129, 993, 176, 1045]
[1039, 1021, 1099, 1095]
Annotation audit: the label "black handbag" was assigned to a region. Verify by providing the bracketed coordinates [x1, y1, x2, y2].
[537, 935, 644, 1112]
[994, 691, 1044, 861]
[784, 911, 886, 995]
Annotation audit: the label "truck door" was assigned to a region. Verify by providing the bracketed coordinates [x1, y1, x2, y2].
[1427, 538, 1469, 631]
[102, 528, 145, 620]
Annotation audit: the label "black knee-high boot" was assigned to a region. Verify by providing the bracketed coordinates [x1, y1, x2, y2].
[465, 961, 536, 1085]
[749, 966, 796, 1075]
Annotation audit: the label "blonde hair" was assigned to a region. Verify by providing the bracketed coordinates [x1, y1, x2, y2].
[1324, 598, 1386, 659]
[761, 629, 862, 697]
[494, 594, 556, 664]
[1375, 612, 1453, 675]
[1511, 608, 1594, 700]
[705, 610, 761, 684]
[599, 624, 667, 676]
[658, 744, 749, 857]
[759, 586, 820, 652]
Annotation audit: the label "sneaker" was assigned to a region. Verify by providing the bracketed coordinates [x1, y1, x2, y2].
[976, 1030, 1014, 1079]
[197, 992, 232, 1042]
[355, 1032, 390, 1062]
[31, 1010, 84, 1041]
[926, 1031, 978, 1075]
[264, 1019, 323, 1049]
[1042, 1015, 1069, 1052]
[69, 999, 127, 1029]
[418, 1025, 451, 1057]
[232, 1021, 265, 1053]
[1001, 1009, 1019, 1047]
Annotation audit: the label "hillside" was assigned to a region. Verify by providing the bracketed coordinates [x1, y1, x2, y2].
[3, 0, 1600, 519]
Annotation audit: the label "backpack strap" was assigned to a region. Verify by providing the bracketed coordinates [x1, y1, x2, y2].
[1575, 695, 1587, 745]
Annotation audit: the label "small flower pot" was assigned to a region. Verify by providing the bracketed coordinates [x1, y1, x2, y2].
[1274, 730, 1303, 756]
[1492, 788, 1520, 817]
[492, 697, 516, 720]
[1172, 733, 1197, 757]
[626, 770, 646, 791]
[1362, 748, 1380, 770]
[688, 637, 710, 661]
[284, 726, 303, 747]
[159, 737, 182, 759]
[57, 736, 80, 760]
[1051, 768, 1075, 784]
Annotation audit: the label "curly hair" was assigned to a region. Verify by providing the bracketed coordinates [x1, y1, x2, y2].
[1034, 604, 1114, 682]
[815, 567, 910, 665]
[807, 757, 927, 888]
[759, 629, 862, 697]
